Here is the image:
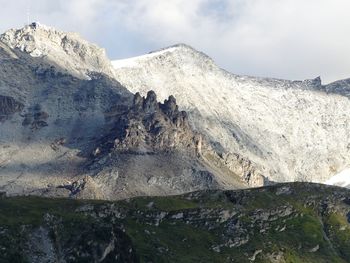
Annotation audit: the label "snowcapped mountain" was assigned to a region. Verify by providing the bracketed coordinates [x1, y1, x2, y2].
[113, 44, 350, 185]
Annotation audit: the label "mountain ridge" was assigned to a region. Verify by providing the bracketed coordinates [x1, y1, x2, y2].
[0, 22, 115, 79]
[1, 23, 350, 200]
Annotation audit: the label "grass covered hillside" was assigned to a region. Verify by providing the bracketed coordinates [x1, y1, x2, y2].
[0, 183, 349, 263]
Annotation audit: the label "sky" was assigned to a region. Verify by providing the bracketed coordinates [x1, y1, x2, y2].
[0, 0, 350, 84]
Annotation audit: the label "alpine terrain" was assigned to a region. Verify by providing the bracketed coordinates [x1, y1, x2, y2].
[1, 23, 350, 199]
[1, 22, 350, 262]
[113, 44, 350, 187]
[0, 23, 244, 200]
[1, 183, 350, 262]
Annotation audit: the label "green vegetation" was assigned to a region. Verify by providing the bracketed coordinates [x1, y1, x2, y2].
[0, 183, 349, 262]
[324, 213, 350, 260]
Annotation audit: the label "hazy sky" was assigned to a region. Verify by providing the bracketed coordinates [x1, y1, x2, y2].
[1, 0, 349, 83]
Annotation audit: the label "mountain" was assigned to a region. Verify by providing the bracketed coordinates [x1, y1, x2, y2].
[1, 22, 350, 263]
[1, 183, 350, 262]
[113, 44, 350, 186]
[0, 24, 244, 199]
[1, 23, 350, 200]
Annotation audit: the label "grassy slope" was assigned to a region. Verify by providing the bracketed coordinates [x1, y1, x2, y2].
[0, 183, 349, 263]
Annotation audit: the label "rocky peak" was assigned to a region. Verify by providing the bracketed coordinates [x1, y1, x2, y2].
[155, 43, 213, 61]
[142, 90, 158, 113]
[113, 43, 215, 72]
[133, 92, 143, 110]
[301, 76, 323, 89]
[160, 95, 178, 117]
[98, 91, 202, 155]
[0, 23, 115, 79]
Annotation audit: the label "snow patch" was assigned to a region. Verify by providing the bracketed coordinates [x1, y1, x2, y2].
[112, 47, 179, 69]
[325, 168, 350, 188]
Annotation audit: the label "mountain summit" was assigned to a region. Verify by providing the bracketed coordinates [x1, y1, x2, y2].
[0, 22, 115, 79]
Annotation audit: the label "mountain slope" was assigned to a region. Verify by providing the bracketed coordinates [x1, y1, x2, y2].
[72, 91, 245, 200]
[113, 44, 350, 185]
[2, 23, 350, 199]
[0, 25, 245, 199]
[1, 183, 350, 262]
[0, 26, 132, 197]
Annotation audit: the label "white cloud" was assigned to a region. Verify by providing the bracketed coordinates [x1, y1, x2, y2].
[0, 0, 349, 83]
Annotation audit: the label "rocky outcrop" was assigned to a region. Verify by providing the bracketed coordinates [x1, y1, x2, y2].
[0, 95, 24, 121]
[221, 153, 267, 187]
[102, 90, 202, 155]
[77, 91, 247, 200]
[22, 104, 49, 130]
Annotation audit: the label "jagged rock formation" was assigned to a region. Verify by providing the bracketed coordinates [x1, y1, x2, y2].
[76, 92, 245, 200]
[1, 183, 350, 262]
[105, 91, 202, 154]
[113, 44, 350, 186]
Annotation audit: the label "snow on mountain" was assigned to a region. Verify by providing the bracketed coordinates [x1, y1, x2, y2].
[113, 44, 350, 185]
[112, 47, 179, 69]
[325, 168, 350, 188]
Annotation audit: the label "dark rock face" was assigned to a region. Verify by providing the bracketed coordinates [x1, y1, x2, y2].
[22, 104, 49, 130]
[0, 95, 24, 121]
[160, 95, 178, 117]
[142, 90, 158, 113]
[106, 91, 202, 155]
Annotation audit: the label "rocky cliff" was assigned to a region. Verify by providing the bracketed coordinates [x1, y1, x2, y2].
[106, 90, 202, 154]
